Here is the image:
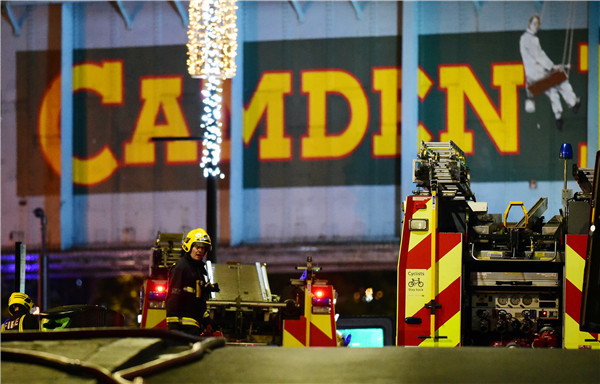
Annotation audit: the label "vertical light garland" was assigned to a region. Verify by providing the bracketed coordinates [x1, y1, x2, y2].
[187, 0, 238, 179]
[200, 77, 225, 178]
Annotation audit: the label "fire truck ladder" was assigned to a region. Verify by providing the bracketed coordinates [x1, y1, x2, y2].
[412, 141, 475, 342]
[413, 141, 475, 201]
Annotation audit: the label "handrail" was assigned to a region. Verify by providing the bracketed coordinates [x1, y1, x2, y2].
[503, 202, 528, 229]
[114, 337, 226, 382]
[469, 241, 559, 262]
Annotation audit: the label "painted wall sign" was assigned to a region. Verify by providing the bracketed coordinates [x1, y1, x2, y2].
[17, 32, 590, 196]
[419, 30, 589, 181]
[17, 46, 230, 195]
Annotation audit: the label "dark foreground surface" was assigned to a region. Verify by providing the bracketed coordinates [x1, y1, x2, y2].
[2, 328, 599, 384]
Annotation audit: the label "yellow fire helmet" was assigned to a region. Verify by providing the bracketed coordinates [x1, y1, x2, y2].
[8, 292, 34, 315]
[182, 228, 212, 253]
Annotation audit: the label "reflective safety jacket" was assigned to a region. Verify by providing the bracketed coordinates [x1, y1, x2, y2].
[165, 253, 210, 330]
[1, 312, 40, 332]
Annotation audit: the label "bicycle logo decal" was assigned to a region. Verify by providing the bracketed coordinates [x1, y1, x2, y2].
[406, 269, 427, 297]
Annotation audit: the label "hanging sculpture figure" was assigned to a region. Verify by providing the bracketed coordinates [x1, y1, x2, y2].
[519, 14, 581, 130]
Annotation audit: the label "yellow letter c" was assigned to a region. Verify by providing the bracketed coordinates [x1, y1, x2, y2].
[38, 61, 123, 186]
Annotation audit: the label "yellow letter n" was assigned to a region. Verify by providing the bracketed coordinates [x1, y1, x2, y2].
[439, 64, 524, 155]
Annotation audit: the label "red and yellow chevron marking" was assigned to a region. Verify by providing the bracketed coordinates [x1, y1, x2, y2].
[397, 195, 462, 347]
[565, 235, 600, 349]
[140, 280, 168, 329]
[142, 309, 167, 329]
[283, 285, 337, 347]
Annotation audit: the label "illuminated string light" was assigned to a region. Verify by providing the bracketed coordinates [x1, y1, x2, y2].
[187, 0, 238, 179]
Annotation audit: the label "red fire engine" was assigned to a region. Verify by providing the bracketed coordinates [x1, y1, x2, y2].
[139, 234, 339, 346]
[396, 141, 599, 349]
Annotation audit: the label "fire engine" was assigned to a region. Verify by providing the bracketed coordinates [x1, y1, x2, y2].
[139, 233, 339, 346]
[281, 256, 339, 347]
[396, 141, 600, 349]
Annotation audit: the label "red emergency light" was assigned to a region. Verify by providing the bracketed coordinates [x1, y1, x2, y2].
[148, 280, 167, 301]
[312, 286, 332, 314]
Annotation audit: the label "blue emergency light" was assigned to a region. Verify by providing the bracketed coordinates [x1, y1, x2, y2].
[559, 143, 573, 159]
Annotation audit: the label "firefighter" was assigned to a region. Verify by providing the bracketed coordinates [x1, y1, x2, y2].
[1, 292, 40, 332]
[166, 228, 219, 336]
